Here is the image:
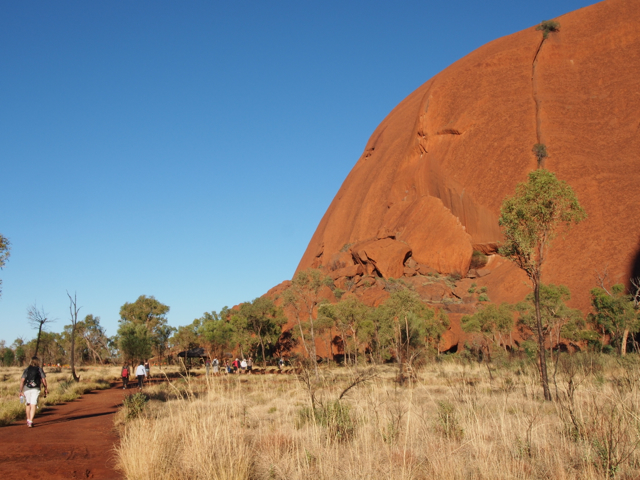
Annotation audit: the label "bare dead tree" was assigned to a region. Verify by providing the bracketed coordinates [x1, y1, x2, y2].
[27, 304, 54, 357]
[67, 291, 81, 382]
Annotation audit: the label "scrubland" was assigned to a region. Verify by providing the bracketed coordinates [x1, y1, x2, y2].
[116, 354, 640, 480]
[0, 365, 118, 426]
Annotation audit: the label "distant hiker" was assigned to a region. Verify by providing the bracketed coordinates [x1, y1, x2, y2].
[136, 361, 147, 390]
[240, 358, 247, 373]
[144, 360, 150, 378]
[212, 358, 220, 375]
[121, 364, 130, 389]
[247, 357, 253, 374]
[225, 360, 231, 374]
[19, 356, 48, 428]
[232, 358, 240, 373]
[205, 359, 211, 376]
[278, 357, 285, 370]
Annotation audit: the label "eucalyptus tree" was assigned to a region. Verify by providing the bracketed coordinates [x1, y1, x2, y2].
[231, 297, 286, 367]
[282, 268, 334, 378]
[117, 295, 170, 362]
[499, 168, 586, 400]
[0, 234, 9, 298]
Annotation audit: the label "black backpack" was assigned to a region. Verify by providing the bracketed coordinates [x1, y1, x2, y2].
[25, 366, 41, 389]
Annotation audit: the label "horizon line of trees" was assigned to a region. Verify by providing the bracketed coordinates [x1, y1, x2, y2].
[2, 272, 638, 372]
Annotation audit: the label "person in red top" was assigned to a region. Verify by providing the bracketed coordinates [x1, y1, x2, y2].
[121, 364, 130, 389]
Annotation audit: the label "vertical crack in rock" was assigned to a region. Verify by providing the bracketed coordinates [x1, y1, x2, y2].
[532, 36, 545, 156]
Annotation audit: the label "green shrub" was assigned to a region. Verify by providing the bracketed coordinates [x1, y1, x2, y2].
[435, 401, 463, 440]
[536, 20, 560, 39]
[478, 293, 490, 302]
[123, 392, 148, 420]
[470, 251, 488, 269]
[532, 143, 549, 165]
[297, 400, 356, 442]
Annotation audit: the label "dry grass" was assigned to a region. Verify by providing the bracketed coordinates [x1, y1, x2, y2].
[115, 354, 640, 479]
[0, 365, 120, 426]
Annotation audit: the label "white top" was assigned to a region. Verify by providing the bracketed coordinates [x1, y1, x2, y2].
[135, 364, 146, 376]
[241, 359, 247, 368]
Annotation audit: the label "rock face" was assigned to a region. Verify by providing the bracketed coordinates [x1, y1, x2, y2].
[296, 0, 640, 312]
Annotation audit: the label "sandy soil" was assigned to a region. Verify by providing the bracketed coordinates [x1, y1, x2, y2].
[0, 384, 126, 479]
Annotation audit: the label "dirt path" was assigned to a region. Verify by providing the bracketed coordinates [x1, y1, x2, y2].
[0, 384, 127, 479]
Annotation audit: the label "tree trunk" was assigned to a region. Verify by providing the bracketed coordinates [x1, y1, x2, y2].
[308, 313, 318, 380]
[395, 320, 403, 379]
[534, 280, 552, 401]
[260, 336, 267, 368]
[70, 328, 79, 382]
[621, 328, 629, 356]
[34, 324, 43, 358]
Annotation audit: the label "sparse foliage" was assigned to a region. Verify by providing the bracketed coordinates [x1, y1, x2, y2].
[536, 20, 560, 39]
[499, 169, 586, 400]
[0, 234, 9, 298]
[27, 303, 54, 358]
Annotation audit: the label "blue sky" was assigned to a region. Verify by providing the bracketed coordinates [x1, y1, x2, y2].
[0, 0, 596, 344]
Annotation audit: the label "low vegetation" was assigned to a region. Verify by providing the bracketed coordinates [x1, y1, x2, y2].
[536, 20, 560, 39]
[115, 355, 640, 479]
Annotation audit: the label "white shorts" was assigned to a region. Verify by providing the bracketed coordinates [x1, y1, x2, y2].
[24, 388, 40, 405]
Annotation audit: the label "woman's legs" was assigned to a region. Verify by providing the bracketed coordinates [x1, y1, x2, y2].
[137, 375, 144, 389]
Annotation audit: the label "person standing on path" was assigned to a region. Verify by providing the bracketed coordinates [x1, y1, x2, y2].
[121, 364, 130, 389]
[212, 357, 219, 375]
[247, 357, 253, 374]
[144, 360, 150, 379]
[19, 357, 48, 428]
[135, 361, 147, 390]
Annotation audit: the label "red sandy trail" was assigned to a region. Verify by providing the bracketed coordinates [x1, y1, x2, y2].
[0, 385, 126, 479]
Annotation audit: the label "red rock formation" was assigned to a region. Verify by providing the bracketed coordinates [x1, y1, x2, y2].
[296, 0, 640, 312]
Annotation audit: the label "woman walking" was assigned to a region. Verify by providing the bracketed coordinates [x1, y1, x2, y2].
[19, 357, 48, 428]
[121, 364, 131, 389]
[135, 360, 147, 390]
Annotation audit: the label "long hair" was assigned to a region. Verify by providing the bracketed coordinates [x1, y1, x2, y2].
[29, 357, 40, 367]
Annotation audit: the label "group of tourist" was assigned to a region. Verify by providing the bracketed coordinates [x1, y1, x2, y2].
[204, 356, 287, 375]
[120, 360, 150, 390]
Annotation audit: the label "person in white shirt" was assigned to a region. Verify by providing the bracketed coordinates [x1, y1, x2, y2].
[135, 361, 147, 390]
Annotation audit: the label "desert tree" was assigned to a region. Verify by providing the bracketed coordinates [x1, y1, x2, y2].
[282, 268, 334, 379]
[516, 282, 589, 384]
[319, 296, 371, 365]
[197, 308, 235, 359]
[12, 338, 26, 365]
[462, 303, 514, 361]
[118, 295, 170, 362]
[77, 314, 111, 364]
[376, 289, 447, 379]
[27, 303, 55, 358]
[0, 234, 9, 298]
[67, 291, 81, 381]
[170, 323, 200, 352]
[499, 169, 586, 400]
[589, 284, 639, 355]
[231, 297, 286, 368]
